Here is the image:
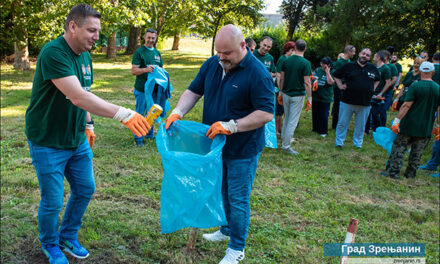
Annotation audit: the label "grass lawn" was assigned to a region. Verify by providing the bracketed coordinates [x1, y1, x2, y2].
[1, 38, 439, 264]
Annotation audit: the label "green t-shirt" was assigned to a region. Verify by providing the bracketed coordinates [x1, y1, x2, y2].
[399, 71, 420, 102]
[386, 63, 398, 94]
[132, 45, 163, 92]
[312, 67, 333, 103]
[281, 55, 312, 97]
[331, 58, 349, 85]
[25, 36, 92, 149]
[374, 64, 392, 95]
[400, 80, 440, 137]
[394, 62, 402, 74]
[434, 63, 440, 85]
[253, 50, 276, 73]
[276, 55, 287, 73]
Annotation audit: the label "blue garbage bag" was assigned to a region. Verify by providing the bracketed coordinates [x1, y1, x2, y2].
[144, 67, 173, 123]
[156, 120, 227, 234]
[373, 127, 397, 154]
[264, 114, 277, 148]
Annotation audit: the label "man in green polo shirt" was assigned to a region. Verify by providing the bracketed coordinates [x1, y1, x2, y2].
[25, 4, 150, 264]
[253, 36, 276, 78]
[279, 39, 312, 154]
[391, 53, 403, 88]
[370, 50, 392, 131]
[131, 28, 164, 145]
[386, 61, 440, 179]
[331, 45, 356, 130]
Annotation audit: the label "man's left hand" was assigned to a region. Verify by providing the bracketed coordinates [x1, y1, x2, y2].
[206, 120, 238, 140]
[305, 98, 312, 112]
[85, 124, 95, 147]
[432, 124, 440, 141]
[391, 118, 400, 134]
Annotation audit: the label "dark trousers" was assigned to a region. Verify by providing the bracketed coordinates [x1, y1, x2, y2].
[387, 134, 430, 178]
[331, 87, 342, 129]
[370, 101, 385, 131]
[312, 100, 331, 135]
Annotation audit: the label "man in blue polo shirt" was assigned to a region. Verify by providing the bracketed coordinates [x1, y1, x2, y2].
[165, 24, 274, 264]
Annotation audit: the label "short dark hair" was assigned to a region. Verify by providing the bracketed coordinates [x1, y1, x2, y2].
[321, 56, 333, 66]
[376, 50, 388, 62]
[295, 39, 306, 52]
[245, 38, 256, 47]
[386, 46, 394, 55]
[145, 28, 157, 35]
[433, 52, 440, 61]
[383, 50, 391, 60]
[261, 36, 273, 43]
[64, 4, 101, 31]
[344, 45, 355, 53]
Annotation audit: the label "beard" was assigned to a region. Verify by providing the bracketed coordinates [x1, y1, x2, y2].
[391, 59, 397, 63]
[220, 60, 232, 70]
[358, 57, 368, 65]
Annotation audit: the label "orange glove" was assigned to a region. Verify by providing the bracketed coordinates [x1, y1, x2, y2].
[312, 81, 318, 92]
[277, 93, 283, 106]
[85, 124, 95, 148]
[165, 109, 183, 130]
[391, 118, 400, 134]
[304, 98, 312, 112]
[113, 107, 150, 137]
[206, 120, 237, 140]
[432, 125, 440, 141]
[392, 99, 398, 112]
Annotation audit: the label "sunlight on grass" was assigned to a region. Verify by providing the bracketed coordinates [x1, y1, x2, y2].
[162, 37, 212, 55]
[1, 105, 27, 117]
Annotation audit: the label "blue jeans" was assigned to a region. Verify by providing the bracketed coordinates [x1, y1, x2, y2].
[134, 89, 153, 141]
[426, 140, 440, 169]
[335, 102, 371, 148]
[28, 140, 95, 246]
[383, 93, 393, 112]
[220, 153, 261, 251]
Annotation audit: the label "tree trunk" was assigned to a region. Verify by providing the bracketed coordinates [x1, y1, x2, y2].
[13, 39, 30, 70]
[124, 26, 141, 55]
[171, 33, 180, 50]
[106, 32, 117, 59]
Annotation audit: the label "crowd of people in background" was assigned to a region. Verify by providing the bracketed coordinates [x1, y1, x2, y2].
[246, 36, 440, 179]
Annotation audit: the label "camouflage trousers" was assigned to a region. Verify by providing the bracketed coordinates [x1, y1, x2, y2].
[387, 134, 430, 178]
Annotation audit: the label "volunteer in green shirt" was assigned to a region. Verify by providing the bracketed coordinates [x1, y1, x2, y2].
[391, 54, 403, 88]
[386, 61, 440, 179]
[312, 57, 335, 137]
[383, 50, 398, 113]
[131, 28, 164, 145]
[25, 5, 150, 264]
[370, 50, 392, 131]
[245, 37, 256, 53]
[279, 39, 312, 154]
[393, 56, 424, 111]
[331, 45, 356, 130]
[253, 36, 276, 77]
[275, 41, 296, 134]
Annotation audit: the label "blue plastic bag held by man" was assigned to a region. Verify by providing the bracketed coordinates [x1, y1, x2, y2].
[156, 120, 227, 234]
[373, 127, 397, 154]
[144, 66, 173, 123]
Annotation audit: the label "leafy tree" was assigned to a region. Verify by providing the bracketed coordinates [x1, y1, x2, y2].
[280, 0, 328, 40]
[194, 0, 265, 55]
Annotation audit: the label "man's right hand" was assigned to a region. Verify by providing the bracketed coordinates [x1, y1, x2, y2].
[113, 107, 150, 137]
[392, 99, 398, 112]
[165, 109, 183, 130]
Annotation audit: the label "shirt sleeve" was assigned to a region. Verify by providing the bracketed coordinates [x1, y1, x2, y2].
[132, 49, 141, 66]
[333, 63, 347, 79]
[404, 82, 417, 102]
[40, 47, 75, 81]
[250, 75, 275, 114]
[304, 61, 312, 76]
[384, 66, 392, 80]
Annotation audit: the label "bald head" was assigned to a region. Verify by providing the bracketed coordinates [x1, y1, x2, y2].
[216, 24, 244, 45]
[214, 24, 247, 71]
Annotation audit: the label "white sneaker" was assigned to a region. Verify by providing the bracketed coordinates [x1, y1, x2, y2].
[290, 137, 297, 143]
[219, 248, 245, 264]
[202, 230, 229, 242]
